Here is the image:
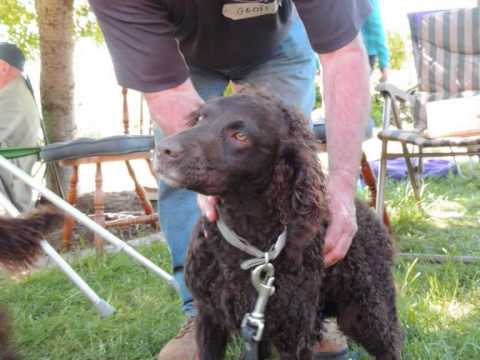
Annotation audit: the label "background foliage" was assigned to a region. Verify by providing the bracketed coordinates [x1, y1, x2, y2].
[387, 31, 408, 70]
[0, 0, 102, 59]
[0, 0, 38, 57]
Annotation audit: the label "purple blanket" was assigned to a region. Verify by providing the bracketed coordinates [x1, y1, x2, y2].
[367, 158, 458, 182]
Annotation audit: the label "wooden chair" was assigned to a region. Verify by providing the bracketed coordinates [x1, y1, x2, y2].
[42, 88, 158, 254]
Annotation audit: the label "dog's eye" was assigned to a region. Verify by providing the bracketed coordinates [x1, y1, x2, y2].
[187, 114, 204, 127]
[193, 115, 204, 124]
[233, 131, 248, 143]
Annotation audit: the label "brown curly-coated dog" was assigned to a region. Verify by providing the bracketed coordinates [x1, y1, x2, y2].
[0, 206, 63, 360]
[155, 90, 403, 359]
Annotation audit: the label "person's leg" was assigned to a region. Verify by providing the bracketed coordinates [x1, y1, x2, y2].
[232, 8, 317, 119]
[155, 68, 228, 360]
[156, 68, 228, 318]
[155, 181, 199, 318]
[189, 66, 230, 102]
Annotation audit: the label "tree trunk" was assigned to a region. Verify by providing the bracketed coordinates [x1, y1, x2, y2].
[36, 0, 75, 195]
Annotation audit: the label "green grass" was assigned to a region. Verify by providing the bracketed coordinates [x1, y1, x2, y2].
[385, 166, 480, 257]
[0, 243, 183, 360]
[1, 164, 480, 359]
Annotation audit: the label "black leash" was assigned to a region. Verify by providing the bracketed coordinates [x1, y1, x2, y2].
[241, 320, 260, 360]
[240, 263, 276, 360]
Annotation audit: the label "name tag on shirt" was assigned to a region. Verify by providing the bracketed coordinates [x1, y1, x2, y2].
[223, 0, 280, 20]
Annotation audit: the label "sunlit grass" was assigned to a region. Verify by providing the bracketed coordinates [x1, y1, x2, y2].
[1, 163, 479, 359]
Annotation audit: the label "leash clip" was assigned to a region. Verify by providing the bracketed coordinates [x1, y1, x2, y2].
[241, 263, 275, 342]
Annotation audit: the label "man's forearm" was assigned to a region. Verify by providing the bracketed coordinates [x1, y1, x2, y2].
[320, 35, 370, 195]
[144, 79, 204, 136]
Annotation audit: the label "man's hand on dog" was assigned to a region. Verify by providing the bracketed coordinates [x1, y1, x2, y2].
[145, 79, 204, 136]
[198, 186, 358, 268]
[197, 195, 219, 223]
[323, 181, 358, 267]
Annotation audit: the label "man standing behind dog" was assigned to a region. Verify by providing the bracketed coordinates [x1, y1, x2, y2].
[88, 1, 372, 358]
[0, 43, 40, 212]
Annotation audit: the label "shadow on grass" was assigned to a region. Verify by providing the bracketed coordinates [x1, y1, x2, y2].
[381, 166, 480, 257]
[394, 259, 480, 360]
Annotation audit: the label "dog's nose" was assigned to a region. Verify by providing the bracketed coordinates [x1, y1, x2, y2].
[156, 140, 184, 160]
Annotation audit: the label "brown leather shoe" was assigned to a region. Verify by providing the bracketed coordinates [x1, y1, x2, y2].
[313, 319, 349, 358]
[157, 317, 198, 360]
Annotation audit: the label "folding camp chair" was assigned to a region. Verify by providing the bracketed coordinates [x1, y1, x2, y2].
[376, 6, 480, 216]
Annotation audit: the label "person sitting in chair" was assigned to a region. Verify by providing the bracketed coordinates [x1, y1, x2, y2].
[0, 42, 41, 211]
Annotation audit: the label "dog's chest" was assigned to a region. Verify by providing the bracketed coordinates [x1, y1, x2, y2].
[197, 262, 322, 332]
[186, 227, 324, 335]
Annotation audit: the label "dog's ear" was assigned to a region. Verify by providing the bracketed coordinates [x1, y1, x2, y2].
[266, 104, 329, 267]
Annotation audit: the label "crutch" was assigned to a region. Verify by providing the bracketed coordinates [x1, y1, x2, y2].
[0, 191, 115, 317]
[0, 155, 177, 289]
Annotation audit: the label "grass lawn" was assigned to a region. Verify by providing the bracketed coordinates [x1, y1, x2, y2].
[1, 164, 479, 359]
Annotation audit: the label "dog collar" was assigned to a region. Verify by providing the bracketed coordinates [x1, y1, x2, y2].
[216, 207, 287, 270]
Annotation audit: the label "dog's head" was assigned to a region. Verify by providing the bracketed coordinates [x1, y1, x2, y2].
[156, 89, 324, 195]
[156, 89, 329, 264]
[156, 90, 286, 195]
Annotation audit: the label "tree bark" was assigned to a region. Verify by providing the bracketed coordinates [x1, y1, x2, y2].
[36, 0, 75, 194]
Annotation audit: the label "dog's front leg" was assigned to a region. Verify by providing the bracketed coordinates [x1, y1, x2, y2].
[196, 310, 228, 360]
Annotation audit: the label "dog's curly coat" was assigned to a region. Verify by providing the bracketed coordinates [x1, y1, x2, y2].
[0, 206, 64, 360]
[156, 90, 403, 359]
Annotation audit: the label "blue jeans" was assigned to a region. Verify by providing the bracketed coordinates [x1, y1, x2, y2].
[156, 10, 316, 317]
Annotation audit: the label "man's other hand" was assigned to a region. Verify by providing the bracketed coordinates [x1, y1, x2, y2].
[144, 79, 204, 136]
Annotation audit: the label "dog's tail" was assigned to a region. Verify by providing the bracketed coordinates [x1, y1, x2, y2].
[0, 205, 64, 269]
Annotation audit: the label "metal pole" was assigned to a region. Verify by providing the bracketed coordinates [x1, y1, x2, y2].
[0, 192, 115, 317]
[376, 95, 392, 216]
[0, 155, 176, 289]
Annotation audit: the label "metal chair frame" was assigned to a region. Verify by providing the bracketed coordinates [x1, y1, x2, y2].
[375, 8, 480, 216]
[376, 84, 480, 215]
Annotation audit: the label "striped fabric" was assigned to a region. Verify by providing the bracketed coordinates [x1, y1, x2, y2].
[413, 7, 480, 130]
[378, 129, 480, 147]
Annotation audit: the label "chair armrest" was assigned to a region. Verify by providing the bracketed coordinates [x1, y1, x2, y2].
[376, 82, 415, 105]
[375, 83, 416, 131]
